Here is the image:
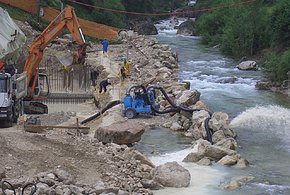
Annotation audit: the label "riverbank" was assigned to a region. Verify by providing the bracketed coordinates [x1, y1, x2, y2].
[0, 21, 248, 194]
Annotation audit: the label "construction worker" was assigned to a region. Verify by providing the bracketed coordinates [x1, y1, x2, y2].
[101, 39, 109, 55]
[63, 64, 73, 91]
[123, 59, 131, 77]
[99, 79, 111, 94]
[90, 69, 99, 87]
[120, 66, 126, 81]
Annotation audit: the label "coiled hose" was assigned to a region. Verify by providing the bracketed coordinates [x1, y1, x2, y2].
[147, 85, 213, 143]
[1, 181, 37, 195]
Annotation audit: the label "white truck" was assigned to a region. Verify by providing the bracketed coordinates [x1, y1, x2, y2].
[0, 70, 27, 127]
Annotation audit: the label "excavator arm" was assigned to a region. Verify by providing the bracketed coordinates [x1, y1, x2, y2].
[24, 5, 86, 98]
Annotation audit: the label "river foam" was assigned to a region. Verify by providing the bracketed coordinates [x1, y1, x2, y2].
[150, 148, 227, 195]
[230, 105, 290, 132]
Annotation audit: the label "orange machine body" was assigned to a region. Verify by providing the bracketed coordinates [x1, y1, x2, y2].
[24, 5, 86, 98]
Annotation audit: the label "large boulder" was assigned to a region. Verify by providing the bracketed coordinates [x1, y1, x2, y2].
[212, 130, 226, 144]
[138, 22, 158, 35]
[189, 100, 209, 111]
[222, 176, 255, 190]
[94, 122, 145, 144]
[133, 150, 155, 168]
[170, 122, 184, 131]
[177, 19, 195, 36]
[153, 162, 191, 188]
[53, 169, 75, 185]
[183, 152, 204, 162]
[255, 81, 272, 90]
[218, 154, 239, 166]
[204, 145, 236, 161]
[209, 112, 230, 132]
[185, 125, 206, 139]
[177, 90, 201, 107]
[128, 19, 158, 35]
[237, 61, 258, 70]
[234, 158, 250, 168]
[192, 110, 210, 125]
[197, 157, 212, 166]
[214, 138, 237, 150]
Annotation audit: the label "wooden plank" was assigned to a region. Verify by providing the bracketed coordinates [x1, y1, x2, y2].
[24, 125, 90, 130]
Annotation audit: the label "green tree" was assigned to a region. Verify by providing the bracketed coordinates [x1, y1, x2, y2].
[121, 0, 153, 13]
[91, 0, 125, 28]
[269, 0, 290, 47]
[263, 50, 290, 83]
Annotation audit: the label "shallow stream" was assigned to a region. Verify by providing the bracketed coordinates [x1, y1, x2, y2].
[137, 18, 290, 195]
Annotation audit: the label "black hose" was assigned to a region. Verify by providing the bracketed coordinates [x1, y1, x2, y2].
[1, 181, 16, 195]
[22, 182, 37, 195]
[204, 117, 213, 144]
[1, 181, 37, 195]
[150, 105, 181, 114]
[147, 85, 213, 143]
[81, 100, 121, 125]
[126, 85, 147, 95]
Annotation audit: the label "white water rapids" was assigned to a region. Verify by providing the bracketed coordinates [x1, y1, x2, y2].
[144, 18, 290, 195]
[150, 148, 227, 195]
[230, 105, 290, 132]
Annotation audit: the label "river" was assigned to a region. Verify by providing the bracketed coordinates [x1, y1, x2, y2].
[137, 18, 290, 195]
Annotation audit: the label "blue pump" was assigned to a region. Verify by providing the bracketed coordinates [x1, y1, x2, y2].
[121, 85, 158, 119]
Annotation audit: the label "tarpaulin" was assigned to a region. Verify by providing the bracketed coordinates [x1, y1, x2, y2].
[0, 6, 26, 61]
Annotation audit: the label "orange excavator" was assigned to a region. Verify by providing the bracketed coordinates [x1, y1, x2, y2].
[23, 5, 87, 113]
[0, 5, 87, 124]
[25, 5, 86, 97]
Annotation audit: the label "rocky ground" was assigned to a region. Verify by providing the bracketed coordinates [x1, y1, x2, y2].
[0, 20, 251, 194]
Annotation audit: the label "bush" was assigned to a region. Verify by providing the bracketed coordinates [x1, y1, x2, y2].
[262, 50, 290, 83]
[269, 0, 290, 47]
[40, 0, 61, 8]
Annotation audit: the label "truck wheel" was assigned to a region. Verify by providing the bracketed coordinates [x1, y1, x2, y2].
[5, 113, 13, 127]
[125, 108, 136, 119]
[12, 105, 20, 123]
[5, 120, 13, 127]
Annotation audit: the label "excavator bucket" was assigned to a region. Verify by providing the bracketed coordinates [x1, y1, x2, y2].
[56, 53, 74, 67]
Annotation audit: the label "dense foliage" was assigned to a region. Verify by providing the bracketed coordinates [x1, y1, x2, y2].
[195, 0, 290, 83]
[41, 0, 186, 27]
[122, 0, 184, 13]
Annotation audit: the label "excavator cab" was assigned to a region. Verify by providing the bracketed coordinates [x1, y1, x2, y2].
[35, 67, 49, 97]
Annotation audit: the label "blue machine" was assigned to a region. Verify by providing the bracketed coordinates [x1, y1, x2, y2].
[121, 85, 158, 119]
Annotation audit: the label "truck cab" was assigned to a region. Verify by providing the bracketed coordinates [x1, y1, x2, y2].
[0, 70, 27, 127]
[0, 73, 14, 125]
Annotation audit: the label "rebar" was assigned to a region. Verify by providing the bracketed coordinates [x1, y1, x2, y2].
[42, 57, 93, 104]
